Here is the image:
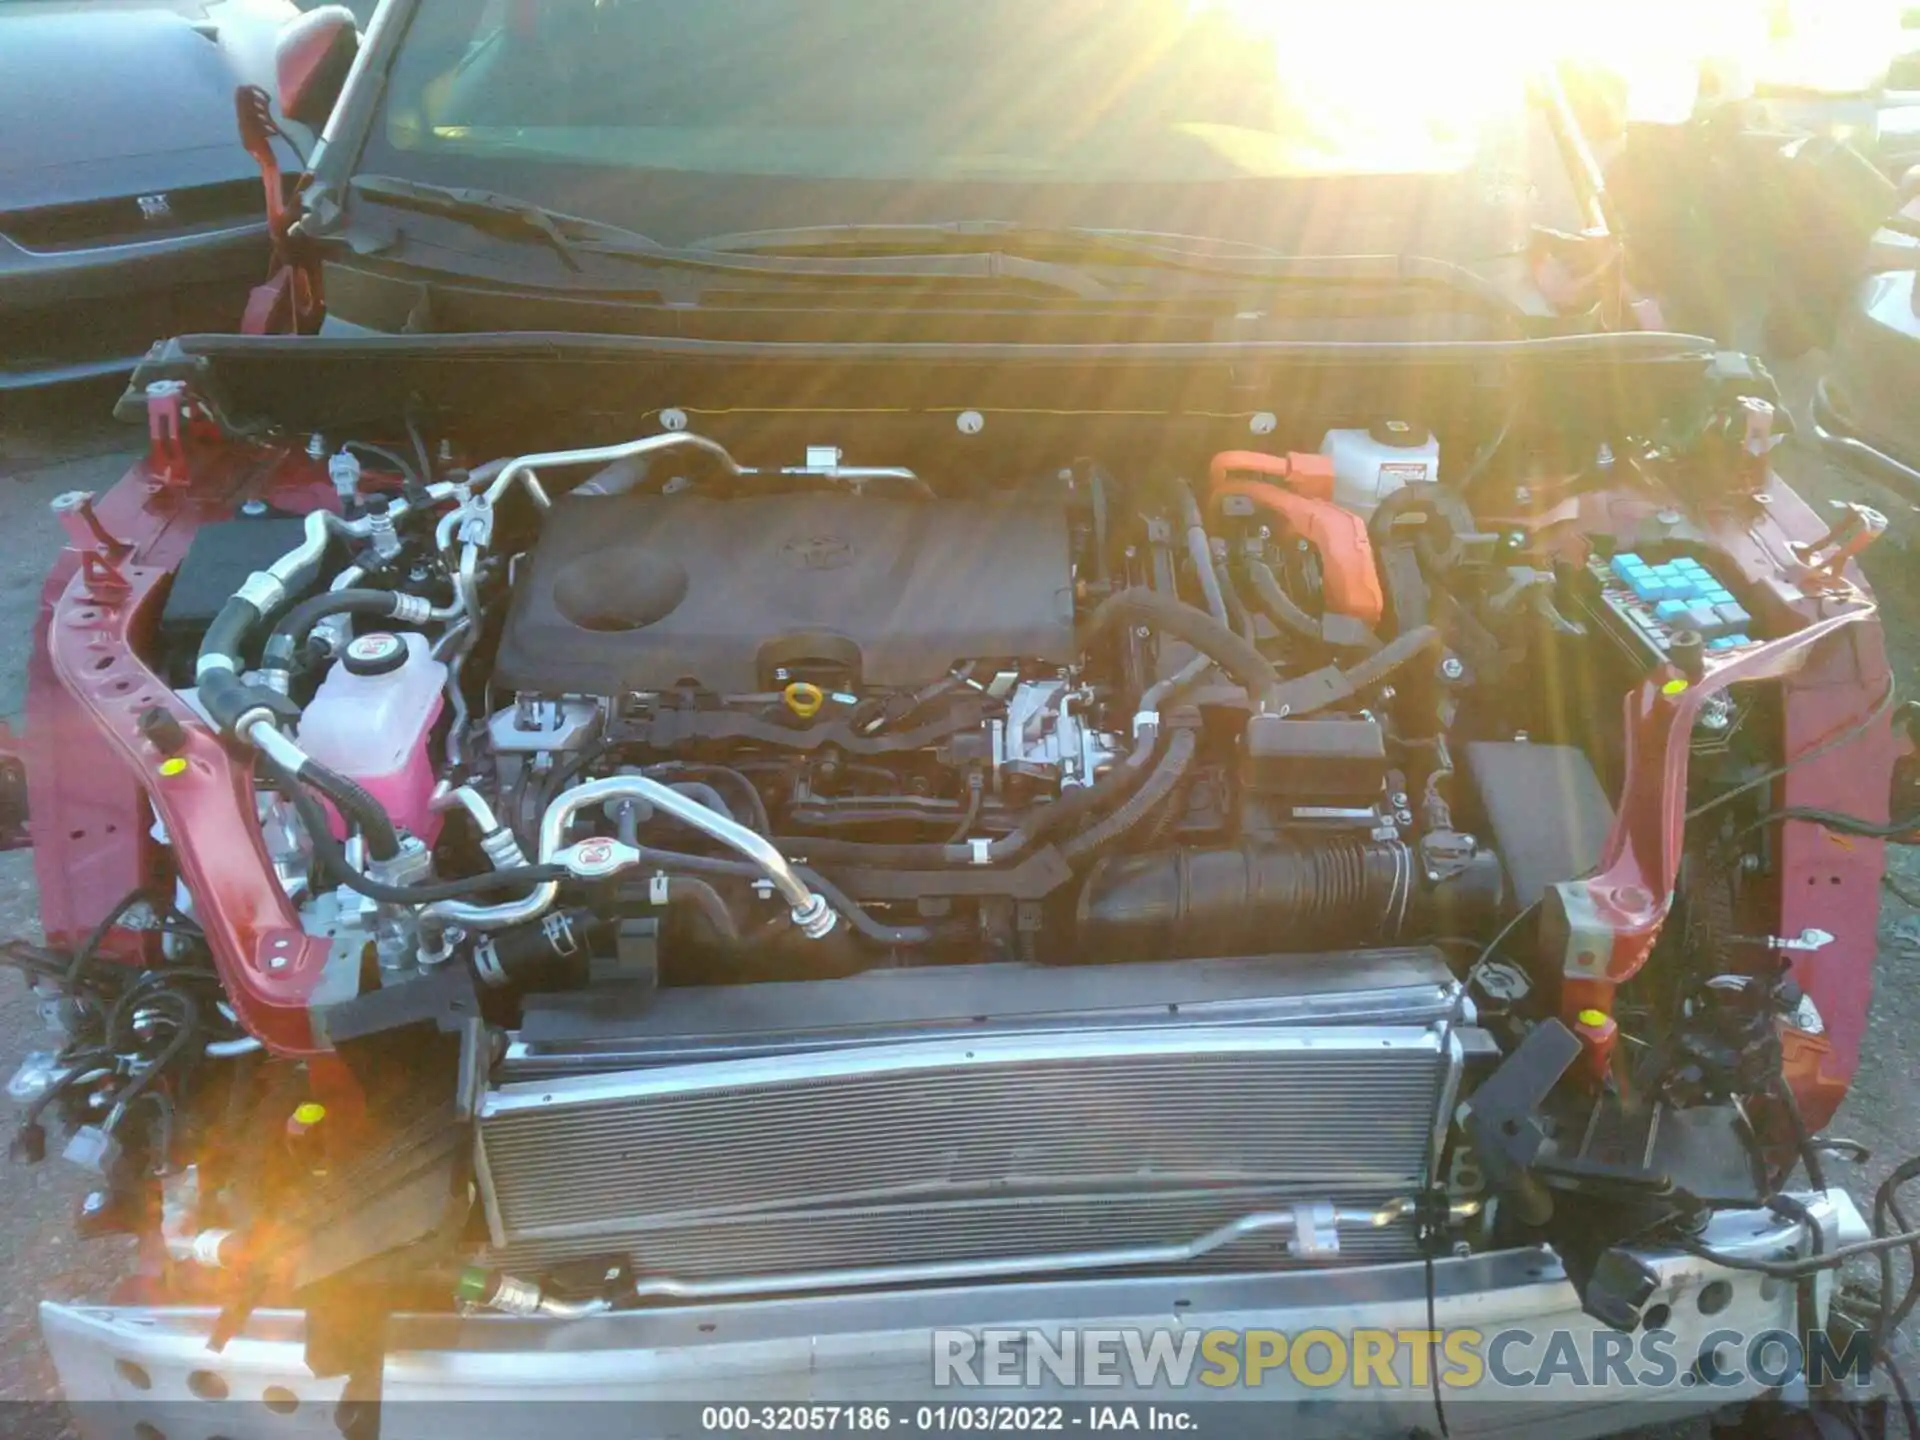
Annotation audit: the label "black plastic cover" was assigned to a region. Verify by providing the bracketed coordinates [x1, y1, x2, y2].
[157, 516, 309, 681]
[1240, 714, 1386, 803]
[496, 492, 1075, 695]
[1464, 741, 1615, 909]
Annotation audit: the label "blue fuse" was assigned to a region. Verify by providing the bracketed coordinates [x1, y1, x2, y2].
[1610, 554, 1648, 586]
[1655, 599, 1690, 621]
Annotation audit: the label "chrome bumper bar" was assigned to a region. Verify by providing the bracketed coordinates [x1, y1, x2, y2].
[43, 1191, 1865, 1440]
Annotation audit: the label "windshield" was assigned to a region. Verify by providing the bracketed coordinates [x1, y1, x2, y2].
[383, 1, 1524, 182]
[362, 0, 1578, 254]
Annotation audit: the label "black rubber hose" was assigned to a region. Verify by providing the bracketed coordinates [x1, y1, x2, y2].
[198, 667, 279, 736]
[633, 848, 945, 946]
[1060, 726, 1198, 864]
[1177, 480, 1230, 625]
[261, 589, 411, 671]
[267, 760, 566, 902]
[299, 759, 402, 862]
[1081, 588, 1280, 697]
[199, 596, 262, 673]
[1214, 558, 1256, 641]
[1245, 560, 1381, 655]
[772, 723, 1166, 869]
[1343, 624, 1441, 692]
[662, 877, 741, 943]
[1245, 559, 1327, 645]
[644, 763, 771, 834]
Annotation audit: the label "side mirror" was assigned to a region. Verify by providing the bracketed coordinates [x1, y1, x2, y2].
[276, 5, 360, 129]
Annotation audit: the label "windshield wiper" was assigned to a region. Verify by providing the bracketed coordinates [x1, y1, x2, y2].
[330, 179, 1121, 299]
[693, 222, 1525, 314]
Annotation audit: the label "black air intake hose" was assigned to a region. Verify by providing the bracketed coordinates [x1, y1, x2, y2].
[1075, 840, 1501, 962]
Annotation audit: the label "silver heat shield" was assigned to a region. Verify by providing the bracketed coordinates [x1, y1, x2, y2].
[476, 949, 1470, 1282]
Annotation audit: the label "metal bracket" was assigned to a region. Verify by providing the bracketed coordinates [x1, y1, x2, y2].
[1731, 927, 1836, 955]
[145, 381, 190, 486]
[1285, 1202, 1340, 1260]
[1794, 500, 1887, 582]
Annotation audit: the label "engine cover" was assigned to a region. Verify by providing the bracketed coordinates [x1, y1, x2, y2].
[495, 491, 1076, 696]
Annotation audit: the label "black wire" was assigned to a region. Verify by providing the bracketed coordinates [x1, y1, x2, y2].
[405, 412, 436, 486]
[947, 771, 984, 843]
[1888, 1357, 1919, 1440]
[1872, 1156, 1920, 1346]
[1735, 804, 1920, 843]
[1777, 1077, 1830, 1193]
[340, 440, 421, 487]
[103, 989, 199, 1138]
[1687, 677, 1897, 823]
[1672, 1225, 1920, 1278]
[1472, 898, 1542, 969]
[1886, 873, 1920, 909]
[1453, 397, 1516, 490]
[0, 940, 93, 986]
[64, 888, 156, 990]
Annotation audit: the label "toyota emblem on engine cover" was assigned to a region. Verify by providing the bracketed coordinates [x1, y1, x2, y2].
[781, 535, 854, 571]
[136, 193, 173, 223]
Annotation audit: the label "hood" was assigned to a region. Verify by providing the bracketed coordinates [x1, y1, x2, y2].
[0, 3, 274, 208]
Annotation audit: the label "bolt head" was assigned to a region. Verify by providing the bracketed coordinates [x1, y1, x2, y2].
[81, 1191, 105, 1214]
[1440, 657, 1466, 681]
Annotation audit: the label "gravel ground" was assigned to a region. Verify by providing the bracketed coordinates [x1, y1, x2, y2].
[0, 369, 1914, 1437]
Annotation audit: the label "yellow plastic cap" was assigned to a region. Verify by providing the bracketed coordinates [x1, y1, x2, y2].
[158, 757, 189, 777]
[783, 681, 826, 720]
[292, 1102, 327, 1127]
[1576, 1009, 1610, 1029]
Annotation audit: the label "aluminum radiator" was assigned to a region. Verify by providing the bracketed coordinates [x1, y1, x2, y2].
[477, 951, 1467, 1283]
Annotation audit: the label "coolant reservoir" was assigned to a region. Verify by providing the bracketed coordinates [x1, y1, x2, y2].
[1319, 421, 1440, 517]
[298, 631, 447, 843]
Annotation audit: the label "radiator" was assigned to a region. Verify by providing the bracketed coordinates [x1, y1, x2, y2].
[476, 1019, 1456, 1282]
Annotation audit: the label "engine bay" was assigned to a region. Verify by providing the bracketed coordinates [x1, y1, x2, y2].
[9, 342, 1904, 1355]
[226, 434, 1526, 987]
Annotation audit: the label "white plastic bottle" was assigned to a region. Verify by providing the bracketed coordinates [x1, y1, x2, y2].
[1319, 420, 1441, 517]
[298, 631, 448, 844]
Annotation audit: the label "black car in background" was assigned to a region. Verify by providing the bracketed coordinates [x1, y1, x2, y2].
[0, 0, 314, 391]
